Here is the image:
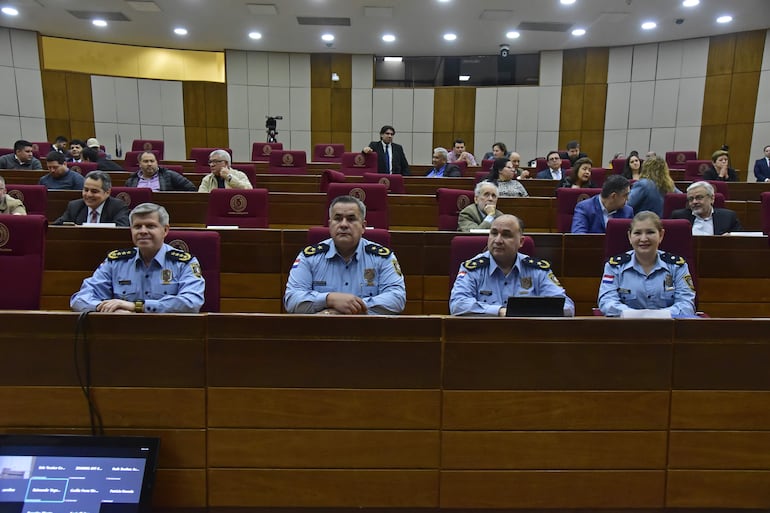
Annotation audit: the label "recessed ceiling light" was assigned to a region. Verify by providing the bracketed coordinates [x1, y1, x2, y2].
[382, 34, 396, 43]
[443, 33, 457, 41]
[173, 27, 187, 36]
[321, 33, 335, 42]
[506, 31, 520, 39]
[560, 0, 576, 4]
[641, 21, 657, 30]
[92, 19, 108, 27]
[572, 28, 586, 36]
[459, 75, 470, 81]
[383, 56, 402, 62]
[716, 15, 732, 24]
[1, 6, 19, 16]
[249, 31, 262, 40]
[682, 0, 699, 6]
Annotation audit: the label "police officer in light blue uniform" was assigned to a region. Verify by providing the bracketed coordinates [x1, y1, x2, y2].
[70, 203, 205, 313]
[598, 211, 695, 317]
[450, 214, 575, 316]
[284, 195, 405, 315]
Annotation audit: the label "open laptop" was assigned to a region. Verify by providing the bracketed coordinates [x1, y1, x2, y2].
[506, 296, 565, 317]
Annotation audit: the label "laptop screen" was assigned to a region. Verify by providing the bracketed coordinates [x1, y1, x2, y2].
[0, 434, 159, 513]
[506, 296, 565, 317]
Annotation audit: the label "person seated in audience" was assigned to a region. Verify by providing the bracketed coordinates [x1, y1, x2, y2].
[458, 182, 504, 232]
[362, 125, 410, 175]
[450, 214, 575, 316]
[70, 202, 205, 313]
[82, 147, 124, 171]
[703, 149, 737, 182]
[481, 141, 509, 161]
[598, 211, 695, 317]
[753, 144, 770, 183]
[125, 151, 195, 191]
[508, 151, 530, 179]
[621, 151, 642, 180]
[645, 150, 657, 159]
[447, 138, 478, 166]
[627, 155, 680, 217]
[197, 149, 252, 192]
[0, 175, 26, 214]
[484, 158, 528, 197]
[565, 140, 588, 167]
[610, 152, 625, 168]
[284, 195, 405, 315]
[39, 151, 85, 190]
[670, 181, 742, 235]
[570, 175, 633, 234]
[536, 151, 566, 180]
[86, 137, 113, 160]
[426, 147, 461, 177]
[67, 139, 85, 163]
[0, 139, 42, 170]
[53, 170, 129, 226]
[558, 157, 596, 189]
[51, 135, 69, 155]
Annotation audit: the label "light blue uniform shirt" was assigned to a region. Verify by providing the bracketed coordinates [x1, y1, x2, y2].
[284, 237, 406, 315]
[449, 251, 575, 316]
[598, 250, 696, 317]
[70, 243, 205, 313]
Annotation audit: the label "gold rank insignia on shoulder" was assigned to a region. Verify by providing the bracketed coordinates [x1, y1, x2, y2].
[684, 274, 695, 291]
[608, 253, 632, 266]
[191, 262, 202, 278]
[392, 257, 403, 277]
[547, 271, 562, 287]
[462, 256, 489, 271]
[522, 256, 551, 270]
[107, 248, 137, 260]
[661, 252, 686, 266]
[167, 249, 192, 262]
[365, 243, 392, 257]
[303, 243, 329, 257]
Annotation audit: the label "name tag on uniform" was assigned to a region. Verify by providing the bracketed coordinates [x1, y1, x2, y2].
[313, 280, 327, 286]
[618, 288, 631, 294]
[119, 280, 132, 285]
[479, 290, 492, 296]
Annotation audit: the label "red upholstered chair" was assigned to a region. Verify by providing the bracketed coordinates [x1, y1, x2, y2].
[663, 192, 725, 219]
[30, 142, 52, 159]
[319, 169, 347, 192]
[165, 229, 220, 312]
[339, 152, 377, 176]
[251, 142, 283, 162]
[611, 158, 627, 173]
[0, 214, 47, 309]
[268, 150, 308, 175]
[480, 159, 495, 174]
[306, 226, 391, 248]
[448, 234, 535, 289]
[453, 160, 469, 176]
[555, 187, 602, 233]
[313, 143, 345, 163]
[67, 162, 98, 176]
[231, 163, 257, 187]
[589, 168, 608, 187]
[436, 188, 474, 231]
[190, 148, 232, 174]
[325, 183, 389, 229]
[534, 158, 548, 173]
[362, 172, 405, 194]
[206, 188, 269, 228]
[110, 187, 152, 211]
[706, 180, 729, 200]
[0, 147, 13, 156]
[761, 192, 770, 235]
[474, 170, 490, 183]
[5, 184, 47, 216]
[122, 150, 160, 172]
[666, 150, 696, 169]
[131, 139, 165, 159]
[684, 160, 712, 181]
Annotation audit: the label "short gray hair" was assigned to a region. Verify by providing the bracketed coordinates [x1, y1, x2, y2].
[474, 181, 498, 196]
[209, 149, 231, 165]
[84, 170, 112, 191]
[433, 147, 448, 161]
[687, 180, 714, 197]
[129, 202, 170, 226]
[328, 195, 366, 220]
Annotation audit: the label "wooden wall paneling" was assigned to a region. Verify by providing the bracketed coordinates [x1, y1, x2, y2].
[582, 84, 607, 130]
[205, 126, 229, 148]
[584, 47, 609, 85]
[452, 87, 476, 154]
[41, 70, 69, 120]
[330, 86, 352, 149]
[700, 75, 731, 126]
[670, 391, 770, 429]
[310, 54, 332, 88]
[183, 82, 208, 153]
[666, 470, 770, 508]
[669, 431, 770, 469]
[310, 87, 332, 133]
[559, 85, 585, 132]
[65, 73, 94, 123]
[725, 122, 756, 174]
[204, 82, 228, 128]
[433, 88, 456, 149]
[728, 73, 761, 123]
[732, 30, 766, 73]
[152, 469, 207, 508]
[562, 48, 587, 85]
[330, 53, 352, 89]
[706, 34, 737, 76]
[698, 125, 726, 160]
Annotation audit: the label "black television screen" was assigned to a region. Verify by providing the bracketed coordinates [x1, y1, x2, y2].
[0, 435, 159, 513]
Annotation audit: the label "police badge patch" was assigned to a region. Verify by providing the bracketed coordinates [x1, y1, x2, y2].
[364, 268, 375, 286]
[161, 269, 173, 284]
[191, 262, 202, 279]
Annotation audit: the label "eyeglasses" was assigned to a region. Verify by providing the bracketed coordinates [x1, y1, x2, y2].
[687, 194, 708, 202]
[548, 156, 561, 161]
[208, 159, 225, 164]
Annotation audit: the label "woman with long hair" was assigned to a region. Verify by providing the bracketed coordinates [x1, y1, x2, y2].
[558, 157, 596, 189]
[627, 155, 679, 216]
[621, 151, 642, 180]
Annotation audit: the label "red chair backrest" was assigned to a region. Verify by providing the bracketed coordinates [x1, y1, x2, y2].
[0, 214, 47, 309]
[611, 158, 627, 172]
[436, 188, 474, 231]
[231, 163, 257, 187]
[190, 148, 232, 173]
[534, 158, 548, 172]
[307, 226, 391, 248]
[706, 180, 729, 199]
[319, 169, 347, 192]
[666, 150, 696, 169]
[205, 188, 269, 228]
[453, 160, 470, 176]
[663, 192, 725, 219]
[67, 162, 99, 176]
[480, 159, 495, 173]
[555, 187, 602, 233]
[131, 140, 165, 159]
[684, 160, 712, 181]
[251, 142, 283, 162]
[339, 152, 377, 176]
[268, 150, 308, 175]
[110, 187, 153, 211]
[474, 170, 489, 183]
[589, 168, 608, 187]
[761, 192, 770, 235]
[165, 229, 220, 312]
[325, 183, 389, 229]
[5, 184, 47, 216]
[313, 143, 345, 163]
[122, 150, 160, 171]
[449, 234, 535, 289]
[362, 172, 405, 193]
[30, 142, 52, 159]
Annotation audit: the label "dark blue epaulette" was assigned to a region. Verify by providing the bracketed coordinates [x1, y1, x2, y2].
[521, 256, 552, 271]
[661, 251, 686, 266]
[107, 248, 136, 261]
[303, 243, 329, 257]
[167, 249, 192, 263]
[608, 253, 632, 266]
[365, 243, 392, 258]
[462, 256, 490, 271]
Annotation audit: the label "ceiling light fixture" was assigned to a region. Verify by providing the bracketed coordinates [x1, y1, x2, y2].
[459, 75, 470, 81]
[682, 0, 699, 7]
[173, 27, 187, 35]
[321, 33, 335, 42]
[716, 15, 732, 23]
[383, 56, 402, 62]
[641, 21, 657, 30]
[572, 28, 586, 36]
[560, 0, 577, 4]
[506, 31, 520, 39]
[382, 34, 396, 42]
[1, 6, 19, 16]
[443, 33, 457, 41]
[92, 19, 108, 27]
[249, 31, 262, 40]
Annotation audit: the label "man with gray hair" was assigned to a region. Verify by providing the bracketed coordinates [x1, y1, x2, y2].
[457, 181, 504, 231]
[197, 149, 253, 192]
[670, 180, 742, 235]
[70, 202, 205, 313]
[0, 175, 27, 214]
[426, 147, 462, 177]
[284, 195, 406, 315]
[53, 170, 129, 226]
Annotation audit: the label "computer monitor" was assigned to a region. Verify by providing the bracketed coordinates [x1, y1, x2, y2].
[0, 434, 160, 513]
[506, 296, 565, 317]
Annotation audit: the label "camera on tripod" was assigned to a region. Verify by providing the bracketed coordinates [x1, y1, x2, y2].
[265, 115, 283, 143]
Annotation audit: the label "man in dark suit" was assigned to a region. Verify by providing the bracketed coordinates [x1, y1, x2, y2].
[536, 151, 567, 180]
[754, 144, 770, 182]
[53, 170, 130, 226]
[362, 125, 410, 175]
[426, 147, 461, 177]
[570, 175, 633, 233]
[671, 181, 742, 235]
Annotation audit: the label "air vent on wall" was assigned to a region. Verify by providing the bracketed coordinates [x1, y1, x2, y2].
[516, 21, 572, 32]
[297, 17, 350, 26]
[68, 10, 131, 21]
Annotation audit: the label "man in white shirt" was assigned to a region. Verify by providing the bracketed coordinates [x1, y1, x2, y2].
[536, 151, 566, 180]
[670, 181, 742, 235]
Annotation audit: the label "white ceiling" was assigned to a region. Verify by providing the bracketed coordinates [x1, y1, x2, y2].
[2, 0, 769, 56]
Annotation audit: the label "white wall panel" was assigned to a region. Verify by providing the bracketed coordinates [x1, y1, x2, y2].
[413, 133, 435, 165]
[138, 125, 163, 141]
[228, 128, 250, 162]
[628, 81, 655, 128]
[15, 69, 43, 118]
[352, 132, 372, 154]
[536, 132, 559, 160]
[392, 89, 414, 132]
[19, 117, 45, 140]
[608, 46, 633, 83]
[0, 115, 20, 142]
[517, 88, 539, 133]
[91, 76, 117, 123]
[676, 77, 706, 126]
[246, 52, 268, 86]
[0, 70, 18, 116]
[754, 70, 770, 123]
[495, 87, 517, 132]
[631, 44, 658, 82]
[495, 131, 516, 153]
[9, 29, 39, 70]
[267, 86, 290, 129]
[289, 130, 311, 154]
[227, 85, 248, 130]
[412, 89, 434, 133]
[515, 132, 537, 163]
[604, 82, 631, 130]
[289, 53, 311, 87]
[539, 51, 563, 86]
[650, 128, 676, 153]
[350, 89, 372, 133]
[652, 79, 679, 128]
[247, 86, 269, 129]
[289, 87, 311, 132]
[626, 128, 651, 154]
[351, 54, 373, 89]
[681, 38, 709, 78]
[137, 79, 163, 125]
[673, 126, 700, 153]
[268, 53, 290, 87]
[475, 88, 497, 130]
[602, 129, 629, 167]
[0, 29, 12, 67]
[656, 41, 684, 80]
[371, 89, 393, 130]
[226, 50, 247, 85]
[749, 123, 769, 182]
[160, 82, 184, 125]
[162, 126, 186, 160]
[474, 131, 495, 160]
[537, 86, 561, 131]
[115, 78, 140, 125]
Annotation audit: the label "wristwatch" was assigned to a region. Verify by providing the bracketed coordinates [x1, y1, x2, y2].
[134, 300, 145, 313]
